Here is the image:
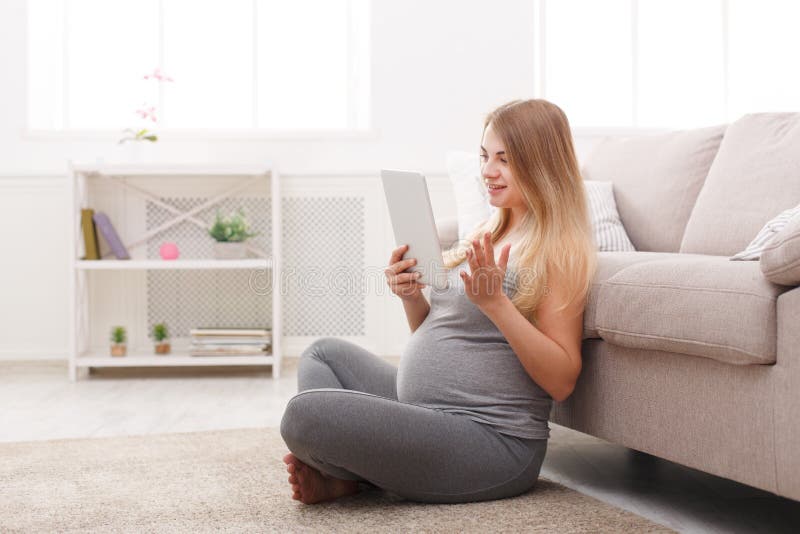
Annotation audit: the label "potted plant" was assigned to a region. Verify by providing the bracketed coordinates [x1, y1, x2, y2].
[115, 67, 174, 163]
[153, 322, 170, 355]
[110, 326, 127, 357]
[208, 208, 259, 259]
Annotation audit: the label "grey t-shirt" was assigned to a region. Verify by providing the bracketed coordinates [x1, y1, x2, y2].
[396, 258, 553, 440]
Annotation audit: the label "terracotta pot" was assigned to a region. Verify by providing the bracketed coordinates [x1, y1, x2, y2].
[154, 342, 171, 355]
[110, 344, 127, 357]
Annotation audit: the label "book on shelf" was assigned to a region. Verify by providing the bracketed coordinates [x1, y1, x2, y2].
[190, 328, 271, 337]
[190, 343, 270, 351]
[189, 345, 269, 356]
[190, 352, 269, 357]
[189, 326, 271, 357]
[191, 337, 271, 345]
[80, 208, 101, 260]
[92, 211, 130, 260]
[189, 345, 270, 357]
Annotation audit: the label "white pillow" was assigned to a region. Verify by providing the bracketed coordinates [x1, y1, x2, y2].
[730, 202, 800, 261]
[445, 150, 498, 240]
[445, 150, 634, 251]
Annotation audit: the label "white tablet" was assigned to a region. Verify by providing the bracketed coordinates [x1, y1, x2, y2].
[381, 169, 450, 290]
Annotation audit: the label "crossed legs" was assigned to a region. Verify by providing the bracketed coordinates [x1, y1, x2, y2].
[280, 337, 547, 504]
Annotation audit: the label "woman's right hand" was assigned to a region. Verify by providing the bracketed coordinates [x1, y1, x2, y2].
[385, 244, 426, 301]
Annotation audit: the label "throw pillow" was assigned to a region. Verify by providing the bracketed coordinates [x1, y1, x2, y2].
[445, 149, 635, 252]
[730, 202, 800, 261]
[760, 212, 800, 286]
[445, 150, 497, 240]
[584, 180, 636, 252]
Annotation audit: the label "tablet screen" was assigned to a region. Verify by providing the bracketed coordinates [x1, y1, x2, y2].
[381, 169, 450, 290]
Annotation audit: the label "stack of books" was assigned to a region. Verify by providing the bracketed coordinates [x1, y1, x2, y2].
[189, 327, 271, 356]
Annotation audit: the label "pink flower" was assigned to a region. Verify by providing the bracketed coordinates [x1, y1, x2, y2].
[135, 105, 158, 122]
[143, 67, 174, 82]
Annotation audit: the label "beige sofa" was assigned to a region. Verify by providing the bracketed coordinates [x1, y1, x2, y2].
[435, 112, 800, 502]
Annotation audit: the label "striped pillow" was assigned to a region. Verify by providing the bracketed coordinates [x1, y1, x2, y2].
[730, 202, 800, 261]
[584, 180, 636, 252]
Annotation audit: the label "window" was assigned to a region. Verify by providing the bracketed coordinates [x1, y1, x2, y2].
[536, 0, 800, 129]
[27, 0, 370, 133]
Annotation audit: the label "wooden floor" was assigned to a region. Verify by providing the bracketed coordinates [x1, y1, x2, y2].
[2, 358, 799, 533]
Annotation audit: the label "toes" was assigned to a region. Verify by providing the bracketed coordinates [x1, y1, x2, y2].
[288, 475, 297, 484]
[284, 452, 304, 466]
[284, 456, 304, 473]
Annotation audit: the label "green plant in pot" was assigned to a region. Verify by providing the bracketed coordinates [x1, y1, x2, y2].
[208, 208, 259, 259]
[110, 326, 127, 357]
[153, 322, 170, 355]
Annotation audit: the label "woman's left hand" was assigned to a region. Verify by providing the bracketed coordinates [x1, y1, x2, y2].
[460, 231, 512, 311]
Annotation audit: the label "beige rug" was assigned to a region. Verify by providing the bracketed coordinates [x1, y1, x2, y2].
[0, 427, 674, 533]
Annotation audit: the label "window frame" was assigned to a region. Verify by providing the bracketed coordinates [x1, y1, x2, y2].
[24, 0, 373, 141]
[533, 0, 734, 134]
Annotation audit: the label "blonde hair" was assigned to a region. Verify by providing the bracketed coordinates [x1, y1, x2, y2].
[443, 99, 597, 325]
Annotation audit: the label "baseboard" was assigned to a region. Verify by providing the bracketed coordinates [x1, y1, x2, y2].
[0, 340, 402, 363]
[0, 349, 67, 361]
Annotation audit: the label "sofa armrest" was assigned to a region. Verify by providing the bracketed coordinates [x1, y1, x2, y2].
[436, 216, 459, 249]
[775, 284, 800, 499]
[777, 284, 800, 369]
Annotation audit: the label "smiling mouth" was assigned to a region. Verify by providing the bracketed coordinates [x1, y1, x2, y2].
[487, 184, 506, 190]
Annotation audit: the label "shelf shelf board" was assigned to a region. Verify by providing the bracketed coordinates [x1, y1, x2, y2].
[75, 258, 271, 270]
[70, 162, 272, 177]
[76, 351, 276, 367]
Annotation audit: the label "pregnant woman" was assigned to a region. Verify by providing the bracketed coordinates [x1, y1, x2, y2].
[280, 98, 597, 505]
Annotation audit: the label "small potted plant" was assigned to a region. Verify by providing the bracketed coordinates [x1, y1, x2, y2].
[153, 322, 170, 355]
[110, 326, 127, 357]
[208, 208, 259, 259]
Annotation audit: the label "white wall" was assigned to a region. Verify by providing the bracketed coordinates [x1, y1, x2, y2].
[0, 0, 600, 360]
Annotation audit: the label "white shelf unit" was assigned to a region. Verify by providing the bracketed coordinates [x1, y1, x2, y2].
[67, 162, 282, 381]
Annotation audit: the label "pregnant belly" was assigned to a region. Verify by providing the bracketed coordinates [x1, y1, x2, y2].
[396, 327, 513, 408]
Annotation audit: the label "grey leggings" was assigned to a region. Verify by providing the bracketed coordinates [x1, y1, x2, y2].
[279, 337, 548, 504]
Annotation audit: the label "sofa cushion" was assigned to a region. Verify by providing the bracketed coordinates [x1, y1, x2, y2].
[583, 251, 691, 340]
[595, 256, 788, 365]
[680, 112, 800, 256]
[581, 125, 725, 252]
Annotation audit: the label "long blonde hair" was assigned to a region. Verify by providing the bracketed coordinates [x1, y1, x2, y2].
[443, 99, 597, 325]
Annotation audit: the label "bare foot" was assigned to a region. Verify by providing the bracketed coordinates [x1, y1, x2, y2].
[282, 452, 361, 505]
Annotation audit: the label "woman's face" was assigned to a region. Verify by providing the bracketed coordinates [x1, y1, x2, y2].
[480, 122, 526, 213]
